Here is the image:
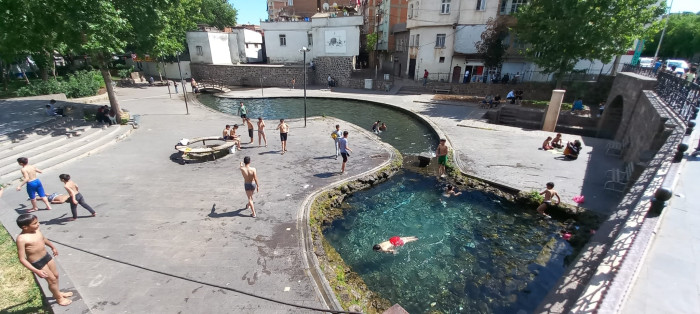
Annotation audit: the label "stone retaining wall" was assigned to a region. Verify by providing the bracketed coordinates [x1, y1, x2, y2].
[312, 56, 353, 89]
[191, 64, 313, 88]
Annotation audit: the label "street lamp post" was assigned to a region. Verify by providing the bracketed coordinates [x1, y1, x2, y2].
[176, 52, 189, 115]
[300, 47, 310, 127]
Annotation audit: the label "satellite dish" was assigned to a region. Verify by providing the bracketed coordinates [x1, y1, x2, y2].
[323, 3, 329, 10]
[332, 3, 338, 8]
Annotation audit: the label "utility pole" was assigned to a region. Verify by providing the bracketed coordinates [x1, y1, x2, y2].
[177, 52, 189, 115]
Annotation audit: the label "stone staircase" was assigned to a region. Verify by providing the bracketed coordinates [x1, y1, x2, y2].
[397, 85, 429, 95]
[0, 118, 132, 185]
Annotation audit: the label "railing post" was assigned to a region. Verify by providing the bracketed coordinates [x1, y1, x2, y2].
[687, 120, 696, 135]
[650, 187, 673, 215]
[673, 142, 689, 162]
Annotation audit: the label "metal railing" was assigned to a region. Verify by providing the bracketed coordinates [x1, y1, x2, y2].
[621, 63, 657, 78]
[655, 71, 700, 125]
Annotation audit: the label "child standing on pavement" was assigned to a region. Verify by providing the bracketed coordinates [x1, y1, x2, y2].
[536, 182, 560, 218]
[16, 157, 52, 212]
[16, 214, 73, 306]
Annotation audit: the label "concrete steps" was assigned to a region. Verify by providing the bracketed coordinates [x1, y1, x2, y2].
[0, 124, 130, 184]
[397, 85, 428, 95]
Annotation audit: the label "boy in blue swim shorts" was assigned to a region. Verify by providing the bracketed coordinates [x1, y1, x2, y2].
[16, 157, 52, 212]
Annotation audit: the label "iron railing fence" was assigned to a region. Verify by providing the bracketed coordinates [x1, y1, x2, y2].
[655, 71, 700, 126]
[621, 63, 657, 78]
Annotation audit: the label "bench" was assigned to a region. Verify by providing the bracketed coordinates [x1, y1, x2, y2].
[174, 136, 237, 162]
[433, 87, 451, 94]
[606, 138, 629, 158]
[604, 162, 634, 192]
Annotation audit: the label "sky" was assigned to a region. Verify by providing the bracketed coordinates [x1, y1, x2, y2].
[231, 0, 268, 25]
[670, 0, 700, 13]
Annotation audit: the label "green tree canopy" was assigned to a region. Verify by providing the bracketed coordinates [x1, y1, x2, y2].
[198, 0, 238, 30]
[642, 12, 700, 60]
[513, 0, 664, 87]
[475, 17, 510, 69]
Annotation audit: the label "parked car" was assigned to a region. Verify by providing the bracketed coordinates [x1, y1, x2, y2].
[639, 57, 654, 68]
[666, 60, 689, 75]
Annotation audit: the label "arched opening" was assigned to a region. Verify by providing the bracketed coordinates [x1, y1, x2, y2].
[451, 66, 462, 83]
[598, 95, 624, 139]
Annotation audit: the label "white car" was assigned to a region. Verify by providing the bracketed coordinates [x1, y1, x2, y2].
[639, 57, 654, 68]
[666, 60, 689, 75]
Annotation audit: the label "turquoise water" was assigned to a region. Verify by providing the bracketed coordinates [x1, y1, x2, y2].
[198, 94, 572, 313]
[325, 170, 572, 313]
[197, 95, 438, 154]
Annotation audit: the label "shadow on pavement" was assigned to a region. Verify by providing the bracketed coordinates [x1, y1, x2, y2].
[208, 204, 252, 218]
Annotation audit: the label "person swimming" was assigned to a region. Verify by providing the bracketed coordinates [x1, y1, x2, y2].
[443, 184, 462, 197]
[373, 236, 418, 254]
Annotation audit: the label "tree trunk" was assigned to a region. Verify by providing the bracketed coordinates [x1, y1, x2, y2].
[20, 67, 30, 84]
[100, 67, 122, 122]
[1, 60, 7, 91]
[158, 61, 163, 82]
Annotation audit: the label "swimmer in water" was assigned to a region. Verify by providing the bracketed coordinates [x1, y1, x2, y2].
[373, 236, 418, 254]
[443, 184, 462, 197]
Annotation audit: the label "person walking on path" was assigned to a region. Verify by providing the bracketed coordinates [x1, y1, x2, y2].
[276, 119, 289, 154]
[16, 157, 52, 212]
[15, 214, 73, 306]
[245, 118, 255, 144]
[436, 139, 449, 178]
[338, 131, 353, 173]
[239, 156, 260, 218]
[257, 117, 267, 147]
[423, 69, 429, 86]
[463, 70, 470, 84]
[238, 102, 248, 123]
[59, 174, 96, 221]
[173, 81, 179, 94]
[332, 124, 342, 159]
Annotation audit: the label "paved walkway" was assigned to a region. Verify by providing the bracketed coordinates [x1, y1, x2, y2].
[0, 84, 627, 313]
[0, 86, 393, 313]
[223, 86, 623, 214]
[621, 139, 700, 313]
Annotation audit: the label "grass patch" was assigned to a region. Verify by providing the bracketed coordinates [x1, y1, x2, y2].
[0, 225, 49, 313]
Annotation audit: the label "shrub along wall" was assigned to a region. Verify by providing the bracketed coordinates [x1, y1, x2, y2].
[14, 71, 104, 98]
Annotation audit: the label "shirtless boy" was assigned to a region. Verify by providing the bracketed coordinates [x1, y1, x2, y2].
[257, 117, 267, 147]
[275, 119, 289, 154]
[222, 125, 232, 140]
[436, 139, 449, 178]
[536, 182, 561, 218]
[239, 156, 260, 218]
[16, 157, 52, 212]
[373, 236, 418, 254]
[16, 214, 73, 306]
[245, 118, 255, 144]
[230, 125, 242, 150]
[60, 174, 96, 221]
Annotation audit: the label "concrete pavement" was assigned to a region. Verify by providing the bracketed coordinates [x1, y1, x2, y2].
[222, 86, 623, 214]
[621, 142, 700, 313]
[0, 85, 393, 313]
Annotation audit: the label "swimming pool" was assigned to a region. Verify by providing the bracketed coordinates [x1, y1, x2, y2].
[198, 94, 573, 313]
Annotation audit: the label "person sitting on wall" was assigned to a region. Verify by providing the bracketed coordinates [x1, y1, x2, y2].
[571, 97, 585, 113]
[515, 90, 524, 105]
[492, 95, 502, 108]
[506, 90, 515, 104]
[481, 94, 494, 108]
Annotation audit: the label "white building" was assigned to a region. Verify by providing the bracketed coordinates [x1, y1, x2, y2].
[261, 14, 363, 64]
[186, 28, 264, 65]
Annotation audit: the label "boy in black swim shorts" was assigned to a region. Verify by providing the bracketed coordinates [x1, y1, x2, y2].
[16, 214, 73, 306]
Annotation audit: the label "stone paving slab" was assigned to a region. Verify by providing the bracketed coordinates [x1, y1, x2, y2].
[0, 86, 392, 313]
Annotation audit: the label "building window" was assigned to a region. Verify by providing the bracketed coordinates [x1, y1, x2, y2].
[510, 0, 527, 13]
[410, 35, 415, 47]
[415, 2, 419, 17]
[476, 0, 486, 11]
[440, 0, 450, 14]
[287, 0, 293, 5]
[500, 0, 508, 14]
[435, 34, 446, 48]
[439, 57, 445, 63]
[408, 4, 413, 18]
[308, 33, 313, 46]
[416, 34, 420, 47]
[279, 34, 286, 46]
[196, 46, 203, 56]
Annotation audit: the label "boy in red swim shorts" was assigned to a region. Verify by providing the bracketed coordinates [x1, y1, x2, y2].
[373, 236, 418, 254]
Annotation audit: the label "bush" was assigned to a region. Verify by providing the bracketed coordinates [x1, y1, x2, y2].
[14, 71, 102, 98]
[117, 66, 134, 79]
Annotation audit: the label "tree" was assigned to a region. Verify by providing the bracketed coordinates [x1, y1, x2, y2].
[642, 13, 700, 60]
[198, 0, 238, 29]
[513, 0, 664, 88]
[475, 17, 510, 69]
